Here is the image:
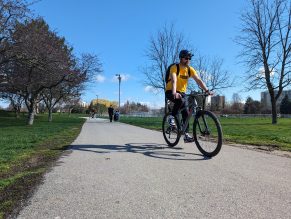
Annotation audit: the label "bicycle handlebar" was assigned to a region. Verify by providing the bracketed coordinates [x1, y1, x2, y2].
[186, 91, 209, 97]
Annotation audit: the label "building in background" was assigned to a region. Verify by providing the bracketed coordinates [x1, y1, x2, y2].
[261, 90, 291, 110]
[79, 101, 89, 108]
[210, 95, 225, 111]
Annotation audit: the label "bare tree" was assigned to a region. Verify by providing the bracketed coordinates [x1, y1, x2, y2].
[63, 97, 81, 115]
[3, 18, 78, 124]
[231, 93, 244, 114]
[40, 57, 96, 122]
[143, 23, 190, 111]
[143, 23, 191, 90]
[236, 0, 291, 124]
[40, 81, 80, 122]
[77, 53, 102, 83]
[0, 92, 23, 117]
[188, 54, 235, 92]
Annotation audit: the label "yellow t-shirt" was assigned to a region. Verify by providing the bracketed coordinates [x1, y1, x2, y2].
[166, 64, 197, 93]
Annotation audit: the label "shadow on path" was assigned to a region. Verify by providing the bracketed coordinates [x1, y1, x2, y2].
[71, 143, 210, 161]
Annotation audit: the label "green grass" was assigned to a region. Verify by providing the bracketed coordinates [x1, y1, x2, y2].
[221, 117, 291, 151]
[119, 116, 291, 151]
[0, 111, 86, 218]
[0, 113, 85, 173]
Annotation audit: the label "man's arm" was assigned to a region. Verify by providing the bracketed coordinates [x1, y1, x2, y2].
[170, 72, 182, 99]
[192, 74, 212, 95]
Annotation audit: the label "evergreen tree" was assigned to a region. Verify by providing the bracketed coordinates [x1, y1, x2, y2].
[244, 97, 261, 114]
[280, 95, 291, 114]
[244, 97, 253, 114]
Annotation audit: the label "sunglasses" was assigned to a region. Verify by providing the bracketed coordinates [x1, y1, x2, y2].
[183, 57, 191, 60]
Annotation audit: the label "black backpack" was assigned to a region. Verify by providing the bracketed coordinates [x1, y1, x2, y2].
[165, 63, 190, 83]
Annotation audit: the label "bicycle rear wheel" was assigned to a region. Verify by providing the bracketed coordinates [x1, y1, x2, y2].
[193, 110, 222, 157]
[162, 113, 181, 147]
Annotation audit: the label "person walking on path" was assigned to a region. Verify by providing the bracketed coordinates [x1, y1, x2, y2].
[108, 105, 114, 122]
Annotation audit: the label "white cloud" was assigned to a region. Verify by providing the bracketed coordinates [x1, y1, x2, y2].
[96, 74, 105, 83]
[144, 85, 159, 94]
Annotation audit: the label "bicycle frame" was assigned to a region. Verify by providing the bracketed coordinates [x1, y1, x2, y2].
[163, 91, 223, 156]
[173, 92, 207, 135]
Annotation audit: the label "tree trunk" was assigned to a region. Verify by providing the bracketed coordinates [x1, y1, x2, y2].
[27, 109, 35, 125]
[48, 109, 53, 122]
[15, 110, 20, 119]
[13, 106, 20, 118]
[270, 95, 277, 124]
[69, 108, 73, 116]
[25, 98, 36, 125]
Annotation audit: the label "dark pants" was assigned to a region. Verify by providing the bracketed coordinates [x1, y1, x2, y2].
[109, 114, 113, 122]
[165, 91, 189, 132]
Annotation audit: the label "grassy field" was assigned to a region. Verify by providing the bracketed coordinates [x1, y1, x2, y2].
[119, 116, 291, 151]
[0, 111, 86, 219]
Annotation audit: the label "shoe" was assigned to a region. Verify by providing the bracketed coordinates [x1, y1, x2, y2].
[184, 133, 194, 143]
[168, 116, 176, 127]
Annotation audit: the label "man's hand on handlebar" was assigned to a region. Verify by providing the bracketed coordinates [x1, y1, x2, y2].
[205, 89, 214, 96]
[173, 92, 182, 99]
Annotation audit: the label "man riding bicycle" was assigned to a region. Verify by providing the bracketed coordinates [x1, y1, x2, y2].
[165, 49, 212, 142]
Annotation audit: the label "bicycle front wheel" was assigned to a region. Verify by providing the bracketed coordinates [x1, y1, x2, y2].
[193, 110, 222, 157]
[162, 113, 181, 147]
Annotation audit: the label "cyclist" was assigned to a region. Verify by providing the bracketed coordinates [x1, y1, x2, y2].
[165, 49, 212, 142]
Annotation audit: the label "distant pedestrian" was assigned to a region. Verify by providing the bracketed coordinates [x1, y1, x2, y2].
[108, 105, 114, 122]
[91, 109, 96, 118]
[114, 110, 120, 121]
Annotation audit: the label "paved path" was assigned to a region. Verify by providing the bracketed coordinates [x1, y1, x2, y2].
[18, 118, 291, 219]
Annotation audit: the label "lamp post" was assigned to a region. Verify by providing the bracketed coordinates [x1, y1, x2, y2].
[115, 74, 121, 108]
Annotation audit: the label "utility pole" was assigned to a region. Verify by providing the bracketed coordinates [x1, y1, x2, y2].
[115, 74, 121, 109]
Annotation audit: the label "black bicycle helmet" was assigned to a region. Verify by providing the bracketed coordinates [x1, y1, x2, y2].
[179, 50, 193, 59]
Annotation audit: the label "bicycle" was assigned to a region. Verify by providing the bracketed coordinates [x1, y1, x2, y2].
[162, 91, 223, 157]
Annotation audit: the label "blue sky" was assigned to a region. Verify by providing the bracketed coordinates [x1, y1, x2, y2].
[3, 0, 262, 108]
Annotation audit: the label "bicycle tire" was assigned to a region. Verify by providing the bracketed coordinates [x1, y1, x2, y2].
[193, 110, 222, 157]
[162, 113, 181, 147]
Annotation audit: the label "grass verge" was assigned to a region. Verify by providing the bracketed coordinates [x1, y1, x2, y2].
[0, 112, 85, 219]
[119, 116, 291, 151]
